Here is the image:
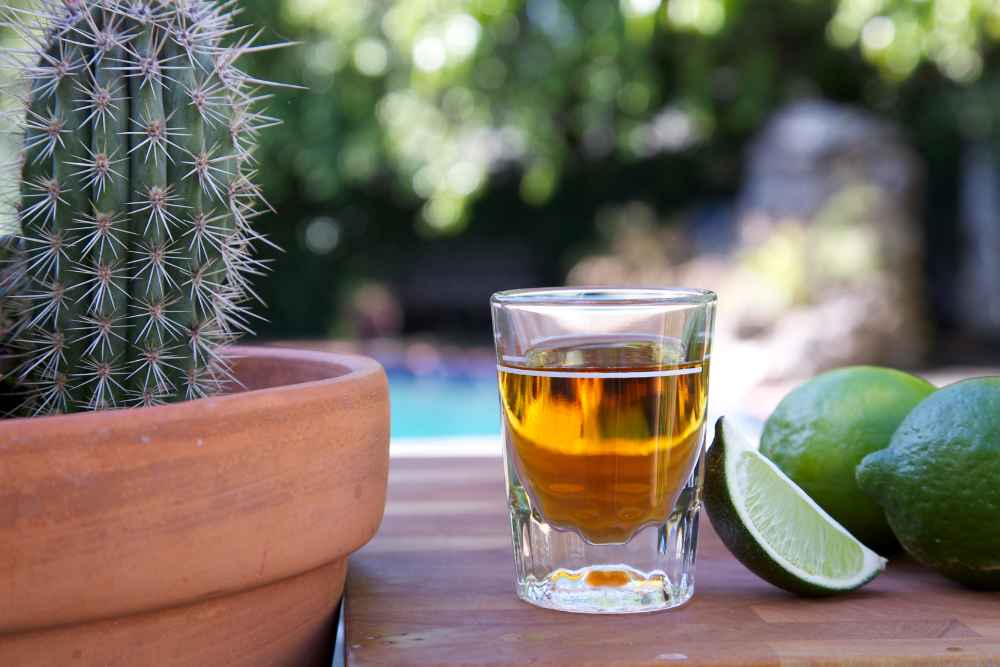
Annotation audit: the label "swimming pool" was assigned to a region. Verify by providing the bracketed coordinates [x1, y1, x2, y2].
[389, 374, 501, 438]
[386, 370, 761, 444]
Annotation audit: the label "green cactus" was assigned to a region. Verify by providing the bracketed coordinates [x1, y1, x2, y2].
[2, 0, 288, 415]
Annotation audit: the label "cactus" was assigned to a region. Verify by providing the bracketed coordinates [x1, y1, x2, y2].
[1, 0, 287, 415]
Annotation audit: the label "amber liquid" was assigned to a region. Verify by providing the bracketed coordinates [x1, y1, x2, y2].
[499, 337, 709, 544]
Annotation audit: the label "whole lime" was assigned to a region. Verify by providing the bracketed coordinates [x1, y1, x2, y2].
[760, 367, 935, 552]
[857, 377, 1000, 588]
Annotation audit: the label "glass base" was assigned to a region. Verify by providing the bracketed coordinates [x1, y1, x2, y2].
[516, 565, 694, 614]
[507, 452, 704, 615]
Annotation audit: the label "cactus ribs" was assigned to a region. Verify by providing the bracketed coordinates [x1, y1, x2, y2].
[0, 0, 291, 414]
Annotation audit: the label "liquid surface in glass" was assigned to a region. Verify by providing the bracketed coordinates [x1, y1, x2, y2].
[499, 336, 709, 544]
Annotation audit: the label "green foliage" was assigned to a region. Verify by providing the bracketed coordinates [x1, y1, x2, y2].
[236, 0, 1000, 241]
[0, 1, 963, 339]
[3, 1, 285, 414]
[830, 0, 1000, 82]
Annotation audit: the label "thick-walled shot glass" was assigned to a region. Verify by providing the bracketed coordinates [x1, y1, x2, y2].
[492, 288, 717, 614]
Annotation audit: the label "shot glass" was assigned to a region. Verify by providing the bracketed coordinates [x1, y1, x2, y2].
[491, 288, 717, 614]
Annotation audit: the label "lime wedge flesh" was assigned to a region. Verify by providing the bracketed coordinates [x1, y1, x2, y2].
[705, 417, 887, 595]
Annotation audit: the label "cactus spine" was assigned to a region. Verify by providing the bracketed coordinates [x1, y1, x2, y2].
[2, 0, 286, 414]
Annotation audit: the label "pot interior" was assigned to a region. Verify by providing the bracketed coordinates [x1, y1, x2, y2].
[230, 352, 355, 392]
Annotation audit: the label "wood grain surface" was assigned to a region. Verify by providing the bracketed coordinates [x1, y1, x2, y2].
[346, 457, 1000, 667]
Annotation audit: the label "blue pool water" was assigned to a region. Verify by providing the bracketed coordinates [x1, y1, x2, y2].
[389, 374, 501, 438]
[387, 369, 761, 441]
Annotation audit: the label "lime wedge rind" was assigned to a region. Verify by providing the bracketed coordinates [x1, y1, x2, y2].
[706, 417, 887, 595]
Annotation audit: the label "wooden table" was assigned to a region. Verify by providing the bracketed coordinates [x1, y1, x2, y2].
[345, 457, 1000, 666]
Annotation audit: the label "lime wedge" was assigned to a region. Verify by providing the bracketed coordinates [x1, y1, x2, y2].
[705, 417, 887, 595]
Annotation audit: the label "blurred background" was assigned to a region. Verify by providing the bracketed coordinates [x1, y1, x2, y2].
[5, 0, 1000, 438]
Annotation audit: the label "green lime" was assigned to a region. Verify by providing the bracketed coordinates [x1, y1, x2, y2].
[760, 366, 935, 551]
[857, 377, 1000, 588]
[705, 417, 887, 595]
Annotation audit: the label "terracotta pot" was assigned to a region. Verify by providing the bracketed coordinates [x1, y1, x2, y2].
[0, 346, 390, 666]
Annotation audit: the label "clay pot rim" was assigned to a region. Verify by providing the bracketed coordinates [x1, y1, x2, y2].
[0, 345, 381, 431]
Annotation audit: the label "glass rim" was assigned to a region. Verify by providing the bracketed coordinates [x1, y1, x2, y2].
[491, 286, 717, 307]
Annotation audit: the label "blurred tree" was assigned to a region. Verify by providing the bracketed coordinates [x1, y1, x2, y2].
[242, 0, 1000, 234]
[237, 0, 870, 335]
[248, 0, 863, 235]
[830, 0, 1000, 83]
